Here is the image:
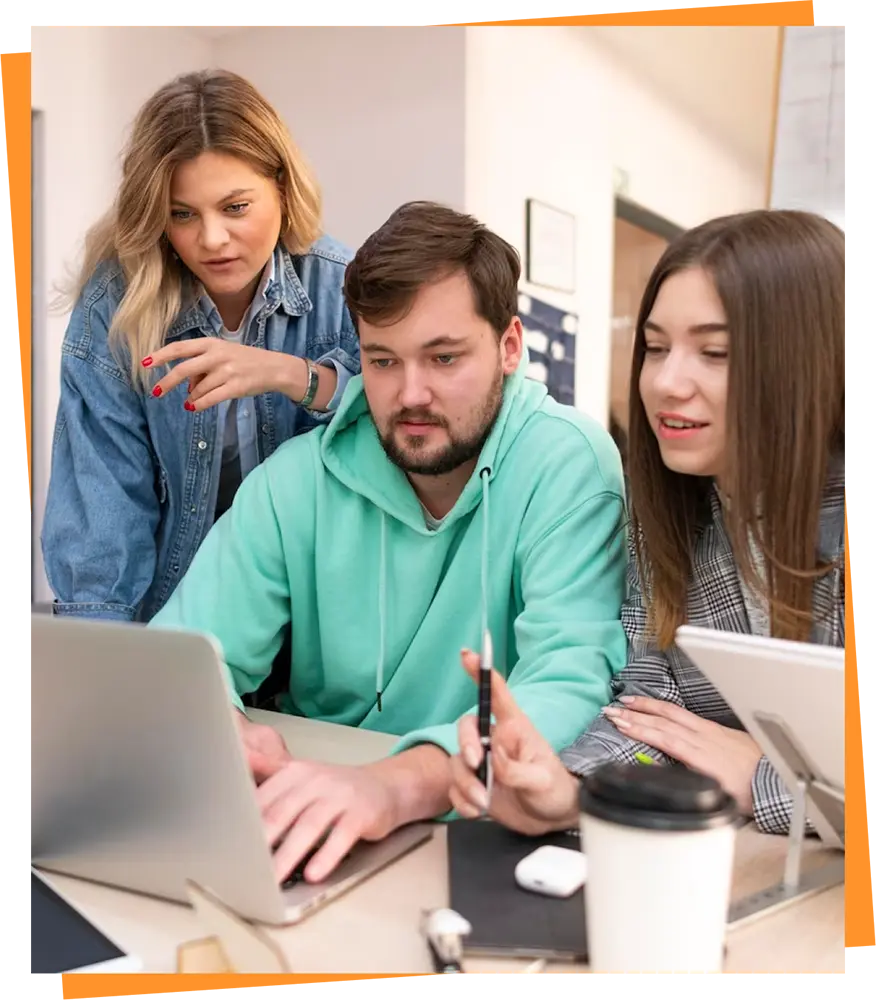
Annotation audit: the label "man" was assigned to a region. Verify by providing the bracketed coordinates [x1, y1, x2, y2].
[150, 201, 628, 884]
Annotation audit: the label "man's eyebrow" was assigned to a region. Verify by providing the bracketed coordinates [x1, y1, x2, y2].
[361, 335, 469, 353]
[420, 335, 468, 350]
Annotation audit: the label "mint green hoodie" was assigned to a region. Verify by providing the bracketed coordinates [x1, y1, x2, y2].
[150, 362, 629, 760]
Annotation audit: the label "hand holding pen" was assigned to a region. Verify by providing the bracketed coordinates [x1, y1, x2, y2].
[449, 649, 583, 834]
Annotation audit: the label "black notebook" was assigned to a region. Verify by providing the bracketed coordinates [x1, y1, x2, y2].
[447, 819, 588, 962]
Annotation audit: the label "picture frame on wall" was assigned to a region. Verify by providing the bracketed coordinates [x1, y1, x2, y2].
[525, 198, 576, 294]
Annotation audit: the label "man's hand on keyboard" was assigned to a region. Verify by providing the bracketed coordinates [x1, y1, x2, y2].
[257, 759, 399, 885]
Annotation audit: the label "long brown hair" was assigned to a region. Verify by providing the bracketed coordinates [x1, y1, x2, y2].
[58, 69, 322, 388]
[627, 210, 844, 647]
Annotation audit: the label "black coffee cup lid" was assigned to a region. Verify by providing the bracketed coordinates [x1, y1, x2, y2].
[579, 762, 738, 832]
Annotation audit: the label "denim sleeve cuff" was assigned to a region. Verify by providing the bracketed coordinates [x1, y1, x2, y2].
[50, 601, 137, 622]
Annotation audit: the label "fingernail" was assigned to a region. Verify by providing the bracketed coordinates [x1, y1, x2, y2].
[141, 357, 153, 368]
[473, 786, 488, 810]
[619, 696, 635, 705]
[184, 400, 195, 412]
[463, 745, 480, 769]
[602, 706, 621, 717]
[152, 386, 162, 397]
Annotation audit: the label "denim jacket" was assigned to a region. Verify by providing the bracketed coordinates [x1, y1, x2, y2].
[42, 237, 360, 623]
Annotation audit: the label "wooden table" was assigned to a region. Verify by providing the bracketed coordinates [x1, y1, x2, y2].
[41, 710, 845, 973]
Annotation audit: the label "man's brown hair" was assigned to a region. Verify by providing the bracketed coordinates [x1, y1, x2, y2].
[626, 209, 844, 647]
[344, 201, 520, 336]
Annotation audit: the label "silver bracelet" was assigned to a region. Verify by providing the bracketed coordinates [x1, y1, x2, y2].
[299, 358, 319, 409]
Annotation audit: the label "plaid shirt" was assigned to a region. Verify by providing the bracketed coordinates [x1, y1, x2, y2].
[560, 453, 845, 836]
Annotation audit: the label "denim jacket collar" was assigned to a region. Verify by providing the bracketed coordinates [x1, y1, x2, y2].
[167, 243, 314, 340]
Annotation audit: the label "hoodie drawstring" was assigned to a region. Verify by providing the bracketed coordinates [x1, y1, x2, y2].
[376, 511, 387, 711]
[374, 466, 492, 713]
[480, 467, 491, 641]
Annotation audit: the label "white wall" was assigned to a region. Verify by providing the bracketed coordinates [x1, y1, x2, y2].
[772, 24, 876, 234]
[31, 27, 213, 603]
[214, 27, 467, 252]
[464, 27, 766, 429]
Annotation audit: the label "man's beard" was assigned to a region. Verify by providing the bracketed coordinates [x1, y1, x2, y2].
[377, 366, 504, 476]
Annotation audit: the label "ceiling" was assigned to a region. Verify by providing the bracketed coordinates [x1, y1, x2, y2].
[584, 26, 781, 172]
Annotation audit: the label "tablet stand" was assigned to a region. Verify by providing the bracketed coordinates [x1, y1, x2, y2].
[726, 712, 845, 929]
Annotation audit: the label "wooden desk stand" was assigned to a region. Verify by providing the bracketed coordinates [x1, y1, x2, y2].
[176, 881, 291, 974]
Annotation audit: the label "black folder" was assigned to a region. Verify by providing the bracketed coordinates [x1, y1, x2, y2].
[447, 819, 588, 962]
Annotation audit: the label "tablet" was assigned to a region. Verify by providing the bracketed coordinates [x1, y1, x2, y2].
[447, 819, 588, 962]
[675, 625, 844, 848]
[32, 869, 142, 973]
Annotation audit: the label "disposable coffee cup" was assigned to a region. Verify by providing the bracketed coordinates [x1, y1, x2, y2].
[579, 762, 738, 973]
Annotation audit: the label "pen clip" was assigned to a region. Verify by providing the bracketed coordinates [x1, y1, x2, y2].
[481, 627, 493, 671]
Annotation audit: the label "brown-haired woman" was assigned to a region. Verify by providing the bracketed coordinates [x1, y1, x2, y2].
[42, 70, 360, 624]
[447, 209, 845, 837]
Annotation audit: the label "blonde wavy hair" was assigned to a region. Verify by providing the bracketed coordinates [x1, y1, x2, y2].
[61, 69, 322, 389]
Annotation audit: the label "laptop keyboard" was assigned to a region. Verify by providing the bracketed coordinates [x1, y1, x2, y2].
[279, 844, 320, 889]
[278, 841, 353, 890]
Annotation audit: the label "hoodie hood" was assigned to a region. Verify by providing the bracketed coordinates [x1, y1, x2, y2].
[319, 353, 545, 707]
[318, 351, 545, 533]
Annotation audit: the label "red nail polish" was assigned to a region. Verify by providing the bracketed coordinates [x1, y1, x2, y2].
[141, 357, 153, 368]
[152, 386, 162, 397]
[184, 400, 195, 412]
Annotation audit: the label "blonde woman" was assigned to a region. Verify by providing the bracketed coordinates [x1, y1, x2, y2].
[42, 70, 359, 624]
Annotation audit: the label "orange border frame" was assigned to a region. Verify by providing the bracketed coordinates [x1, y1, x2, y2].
[0, 9, 876, 1000]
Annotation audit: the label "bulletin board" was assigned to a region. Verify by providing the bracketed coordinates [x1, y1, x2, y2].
[518, 292, 577, 408]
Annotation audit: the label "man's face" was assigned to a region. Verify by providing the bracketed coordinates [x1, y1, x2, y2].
[359, 271, 523, 476]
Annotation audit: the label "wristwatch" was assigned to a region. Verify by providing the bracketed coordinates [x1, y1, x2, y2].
[299, 358, 319, 409]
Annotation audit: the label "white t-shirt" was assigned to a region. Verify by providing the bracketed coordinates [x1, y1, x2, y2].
[419, 500, 445, 532]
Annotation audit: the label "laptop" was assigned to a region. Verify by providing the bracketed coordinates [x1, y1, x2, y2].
[31, 614, 433, 925]
[675, 625, 845, 849]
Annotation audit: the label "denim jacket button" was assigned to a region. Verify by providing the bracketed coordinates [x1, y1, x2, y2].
[261, 424, 269, 434]
[197, 440, 207, 451]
